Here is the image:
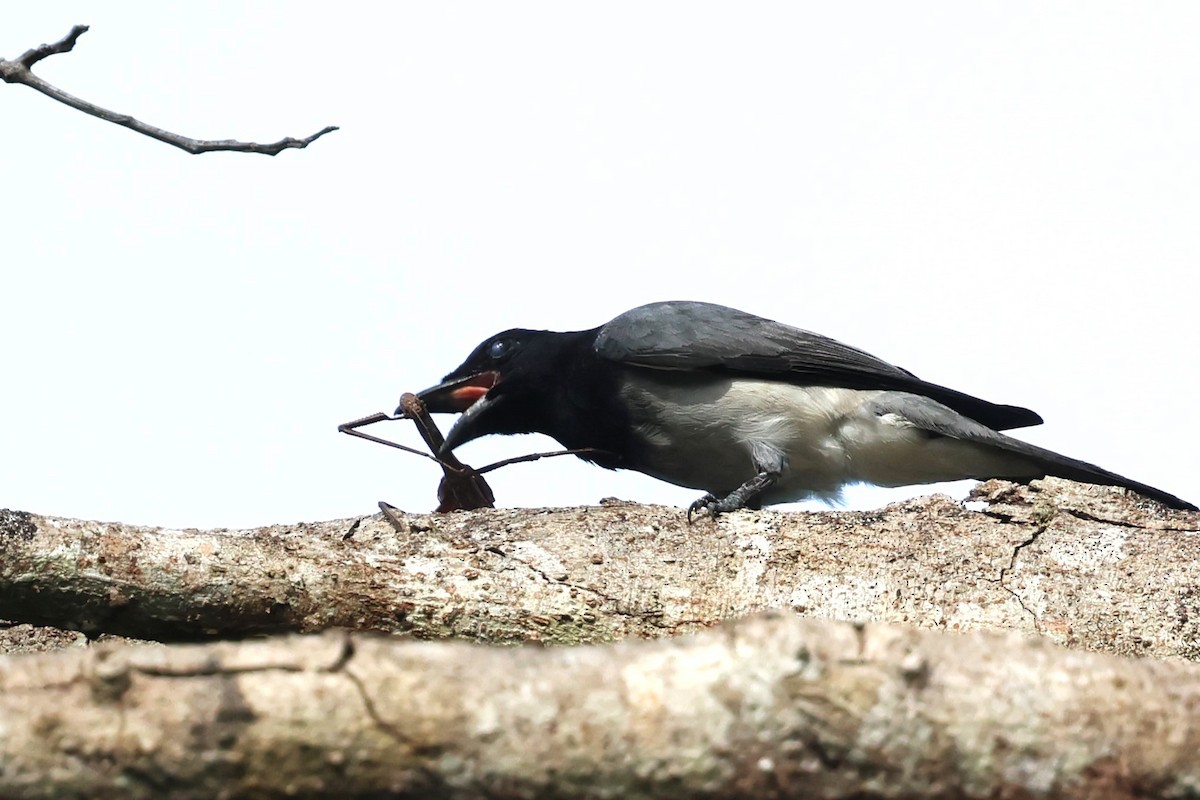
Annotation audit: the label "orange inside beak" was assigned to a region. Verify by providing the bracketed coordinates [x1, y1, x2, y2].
[450, 385, 490, 406]
[447, 372, 498, 410]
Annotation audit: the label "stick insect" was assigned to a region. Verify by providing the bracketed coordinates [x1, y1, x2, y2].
[339, 393, 604, 516]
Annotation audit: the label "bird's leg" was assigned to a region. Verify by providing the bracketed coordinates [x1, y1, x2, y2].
[338, 412, 441, 461]
[687, 468, 782, 523]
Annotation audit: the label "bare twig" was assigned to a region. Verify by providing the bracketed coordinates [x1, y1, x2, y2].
[14, 23, 90, 68]
[1, 25, 337, 155]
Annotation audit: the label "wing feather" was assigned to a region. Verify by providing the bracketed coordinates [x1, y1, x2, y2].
[594, 301, 1043, 431]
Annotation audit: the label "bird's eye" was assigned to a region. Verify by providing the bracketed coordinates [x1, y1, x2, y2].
[487, 339, 512, 360]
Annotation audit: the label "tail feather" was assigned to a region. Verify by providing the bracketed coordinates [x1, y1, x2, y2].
[874, 392, 1197, 511]
[1009, 441, 1196, 511]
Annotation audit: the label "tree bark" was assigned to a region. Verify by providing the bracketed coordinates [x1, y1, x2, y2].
[1, 613, 1199, 800]
[2, 479, 1197, 659]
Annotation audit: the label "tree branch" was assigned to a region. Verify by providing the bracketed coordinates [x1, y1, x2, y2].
[0, 25, 337, 155]
[3, 614, 1200, 799]
[14, 23, 90, 68]
[2, 479, 1197, 658]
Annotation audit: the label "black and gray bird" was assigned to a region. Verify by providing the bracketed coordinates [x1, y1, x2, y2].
[410, 301, 1195, 517]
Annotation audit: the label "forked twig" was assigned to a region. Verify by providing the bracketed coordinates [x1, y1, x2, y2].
[1, 25, 337, 155]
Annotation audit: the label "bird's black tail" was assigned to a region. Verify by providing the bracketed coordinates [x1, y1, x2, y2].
[887, 393, 1197, 511]
[988, 434, 1196, 511]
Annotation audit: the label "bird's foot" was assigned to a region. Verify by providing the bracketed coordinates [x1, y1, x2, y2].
[686, 470, 782, 523]
[687, 492, 753, 523]
[687, 493, 720, 523]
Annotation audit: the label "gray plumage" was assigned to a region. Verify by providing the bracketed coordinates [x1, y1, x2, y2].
[591, 301, 1193, 512]
[595, 301, 1043, 432]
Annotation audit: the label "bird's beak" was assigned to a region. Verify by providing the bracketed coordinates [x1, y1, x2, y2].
[405, 371, 500, 454]
[409, 371, 499, 415]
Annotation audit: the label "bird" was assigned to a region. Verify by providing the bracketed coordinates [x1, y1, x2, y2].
[408, 301, 1196, 517]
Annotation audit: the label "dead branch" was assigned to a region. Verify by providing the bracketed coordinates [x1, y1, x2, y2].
[1, 479, 1197, 659]
[0, 25, 337, 155]
[2, 614, 1199, 799]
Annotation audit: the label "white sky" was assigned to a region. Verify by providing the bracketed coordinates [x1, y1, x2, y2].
[3, 4, 1197, 528]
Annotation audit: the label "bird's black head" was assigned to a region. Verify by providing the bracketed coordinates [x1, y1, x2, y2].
[408, 327, 596, 454]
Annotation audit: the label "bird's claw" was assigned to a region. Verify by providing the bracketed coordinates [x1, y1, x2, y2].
[687, 493, 721, 524]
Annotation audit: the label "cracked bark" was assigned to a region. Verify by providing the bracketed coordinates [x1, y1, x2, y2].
[3, 614, 1200, 799]
[992, 522, 1050, 630]
[2, 478, 1198, 660]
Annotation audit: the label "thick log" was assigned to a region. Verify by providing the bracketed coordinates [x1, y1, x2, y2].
[1, 614, 1198, 799]
[1, 479, 1197, 658]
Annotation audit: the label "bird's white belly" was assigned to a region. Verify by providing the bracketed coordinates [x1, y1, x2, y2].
[619, 374, 1032, 502]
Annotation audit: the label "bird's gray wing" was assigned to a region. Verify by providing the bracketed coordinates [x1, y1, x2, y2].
[868, 392, 1196, 511]
[594, 300, 1043, 431]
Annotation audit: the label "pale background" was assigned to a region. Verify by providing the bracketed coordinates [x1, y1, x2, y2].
[3, 3, 1196, 528]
